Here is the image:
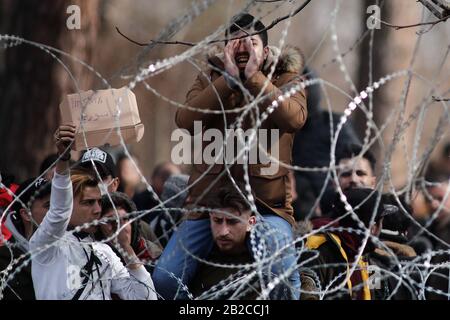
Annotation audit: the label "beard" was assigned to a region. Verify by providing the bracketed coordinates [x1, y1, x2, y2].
[239, 69, 247, 81]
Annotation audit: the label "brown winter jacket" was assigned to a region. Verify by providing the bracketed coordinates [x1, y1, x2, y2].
[175, 46, 307, 225]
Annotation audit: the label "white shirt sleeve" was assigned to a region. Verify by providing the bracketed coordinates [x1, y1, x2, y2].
[29, 172, 73, 264]
[108, 249, 157, 300]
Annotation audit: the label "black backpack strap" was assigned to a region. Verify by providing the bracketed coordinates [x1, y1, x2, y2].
[71, 248, 96, 300]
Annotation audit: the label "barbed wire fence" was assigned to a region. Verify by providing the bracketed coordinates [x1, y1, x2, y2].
[0, 0, 450, 300]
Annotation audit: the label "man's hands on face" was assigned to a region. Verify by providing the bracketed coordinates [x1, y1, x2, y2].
[224, 39, 240, 79]
[113, 222, 142, 269]
[244, 37, 263, 80]
[224, 37, 265, 83]
[115, 222, 132, 248]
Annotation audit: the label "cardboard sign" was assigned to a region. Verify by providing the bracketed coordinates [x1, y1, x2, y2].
[59, 87, 145, 150]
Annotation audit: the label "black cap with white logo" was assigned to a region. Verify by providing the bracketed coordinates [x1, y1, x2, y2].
[75, 147, 117, 179]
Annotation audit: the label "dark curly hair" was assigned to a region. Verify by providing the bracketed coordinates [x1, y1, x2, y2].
[205, 183, 253, 215]
[225, 13, 268, 47]
[99, 192, 140, 250]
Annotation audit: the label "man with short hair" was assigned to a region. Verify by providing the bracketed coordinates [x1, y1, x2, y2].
[189, 186, 257, 299]
[0, 177, 51, 300]
[336, 144, 377, 191]
[209, 204, 256, 256]
[320, 144, 377, 215]
[29, 124, 157, 300]
[99, 192, 163, 268]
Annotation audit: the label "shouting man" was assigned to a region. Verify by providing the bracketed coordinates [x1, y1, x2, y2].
[155, 13, 307, 300]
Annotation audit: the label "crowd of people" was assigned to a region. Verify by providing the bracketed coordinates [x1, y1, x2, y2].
[0, 13, 449, 300]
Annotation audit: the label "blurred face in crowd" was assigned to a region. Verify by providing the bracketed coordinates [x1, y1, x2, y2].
[152, 163, 181, 196]
[29, 196, 51, 225]
[71, 186, 102, 234]
[100, 207, 131, 240]
[101, 175, 119, 194]
[232, 31, 268, 73]
[19, 195, 51, 239]
[427, 182, 450, 224]
[338, 157, 376, 191]
[119, 157, 141, 188]
[210, 207, 256, 255]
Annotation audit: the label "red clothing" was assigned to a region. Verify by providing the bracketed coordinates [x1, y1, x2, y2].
[310, 217, 372, 300]
[311, 217, 362, 258]
[0, 183, 19, 244]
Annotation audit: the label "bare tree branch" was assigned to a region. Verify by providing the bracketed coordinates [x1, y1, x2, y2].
[116, 0, 312, 47]
[115, 27, 195, 46]
[379, 14, 449, 31]
[433, 96, 450, 101]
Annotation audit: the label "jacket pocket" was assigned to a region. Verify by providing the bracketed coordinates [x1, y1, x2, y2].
[249, 162, 288, 178]
[249, 163, 289, 208]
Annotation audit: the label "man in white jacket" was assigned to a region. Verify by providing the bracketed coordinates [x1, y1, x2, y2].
[29, 124, 157, 300]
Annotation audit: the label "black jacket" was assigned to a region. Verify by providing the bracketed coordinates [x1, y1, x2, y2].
[292, 68, 360, 219]
[189, 246, 258, 300]
[300, 233, 353, 300]
[0, 214, 35, 300]
[367, 250, 418, 300]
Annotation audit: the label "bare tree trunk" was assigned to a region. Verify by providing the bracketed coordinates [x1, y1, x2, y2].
[354, 0, 392, 165]
[0, 0, 100, 181]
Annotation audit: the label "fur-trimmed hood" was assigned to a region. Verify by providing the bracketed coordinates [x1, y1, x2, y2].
[206, 45, 305, 75]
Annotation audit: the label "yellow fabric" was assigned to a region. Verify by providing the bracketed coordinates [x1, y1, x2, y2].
[305, 234, 327, 250]
[305, 233, 372, 300]
[358, 259, 371, 300]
